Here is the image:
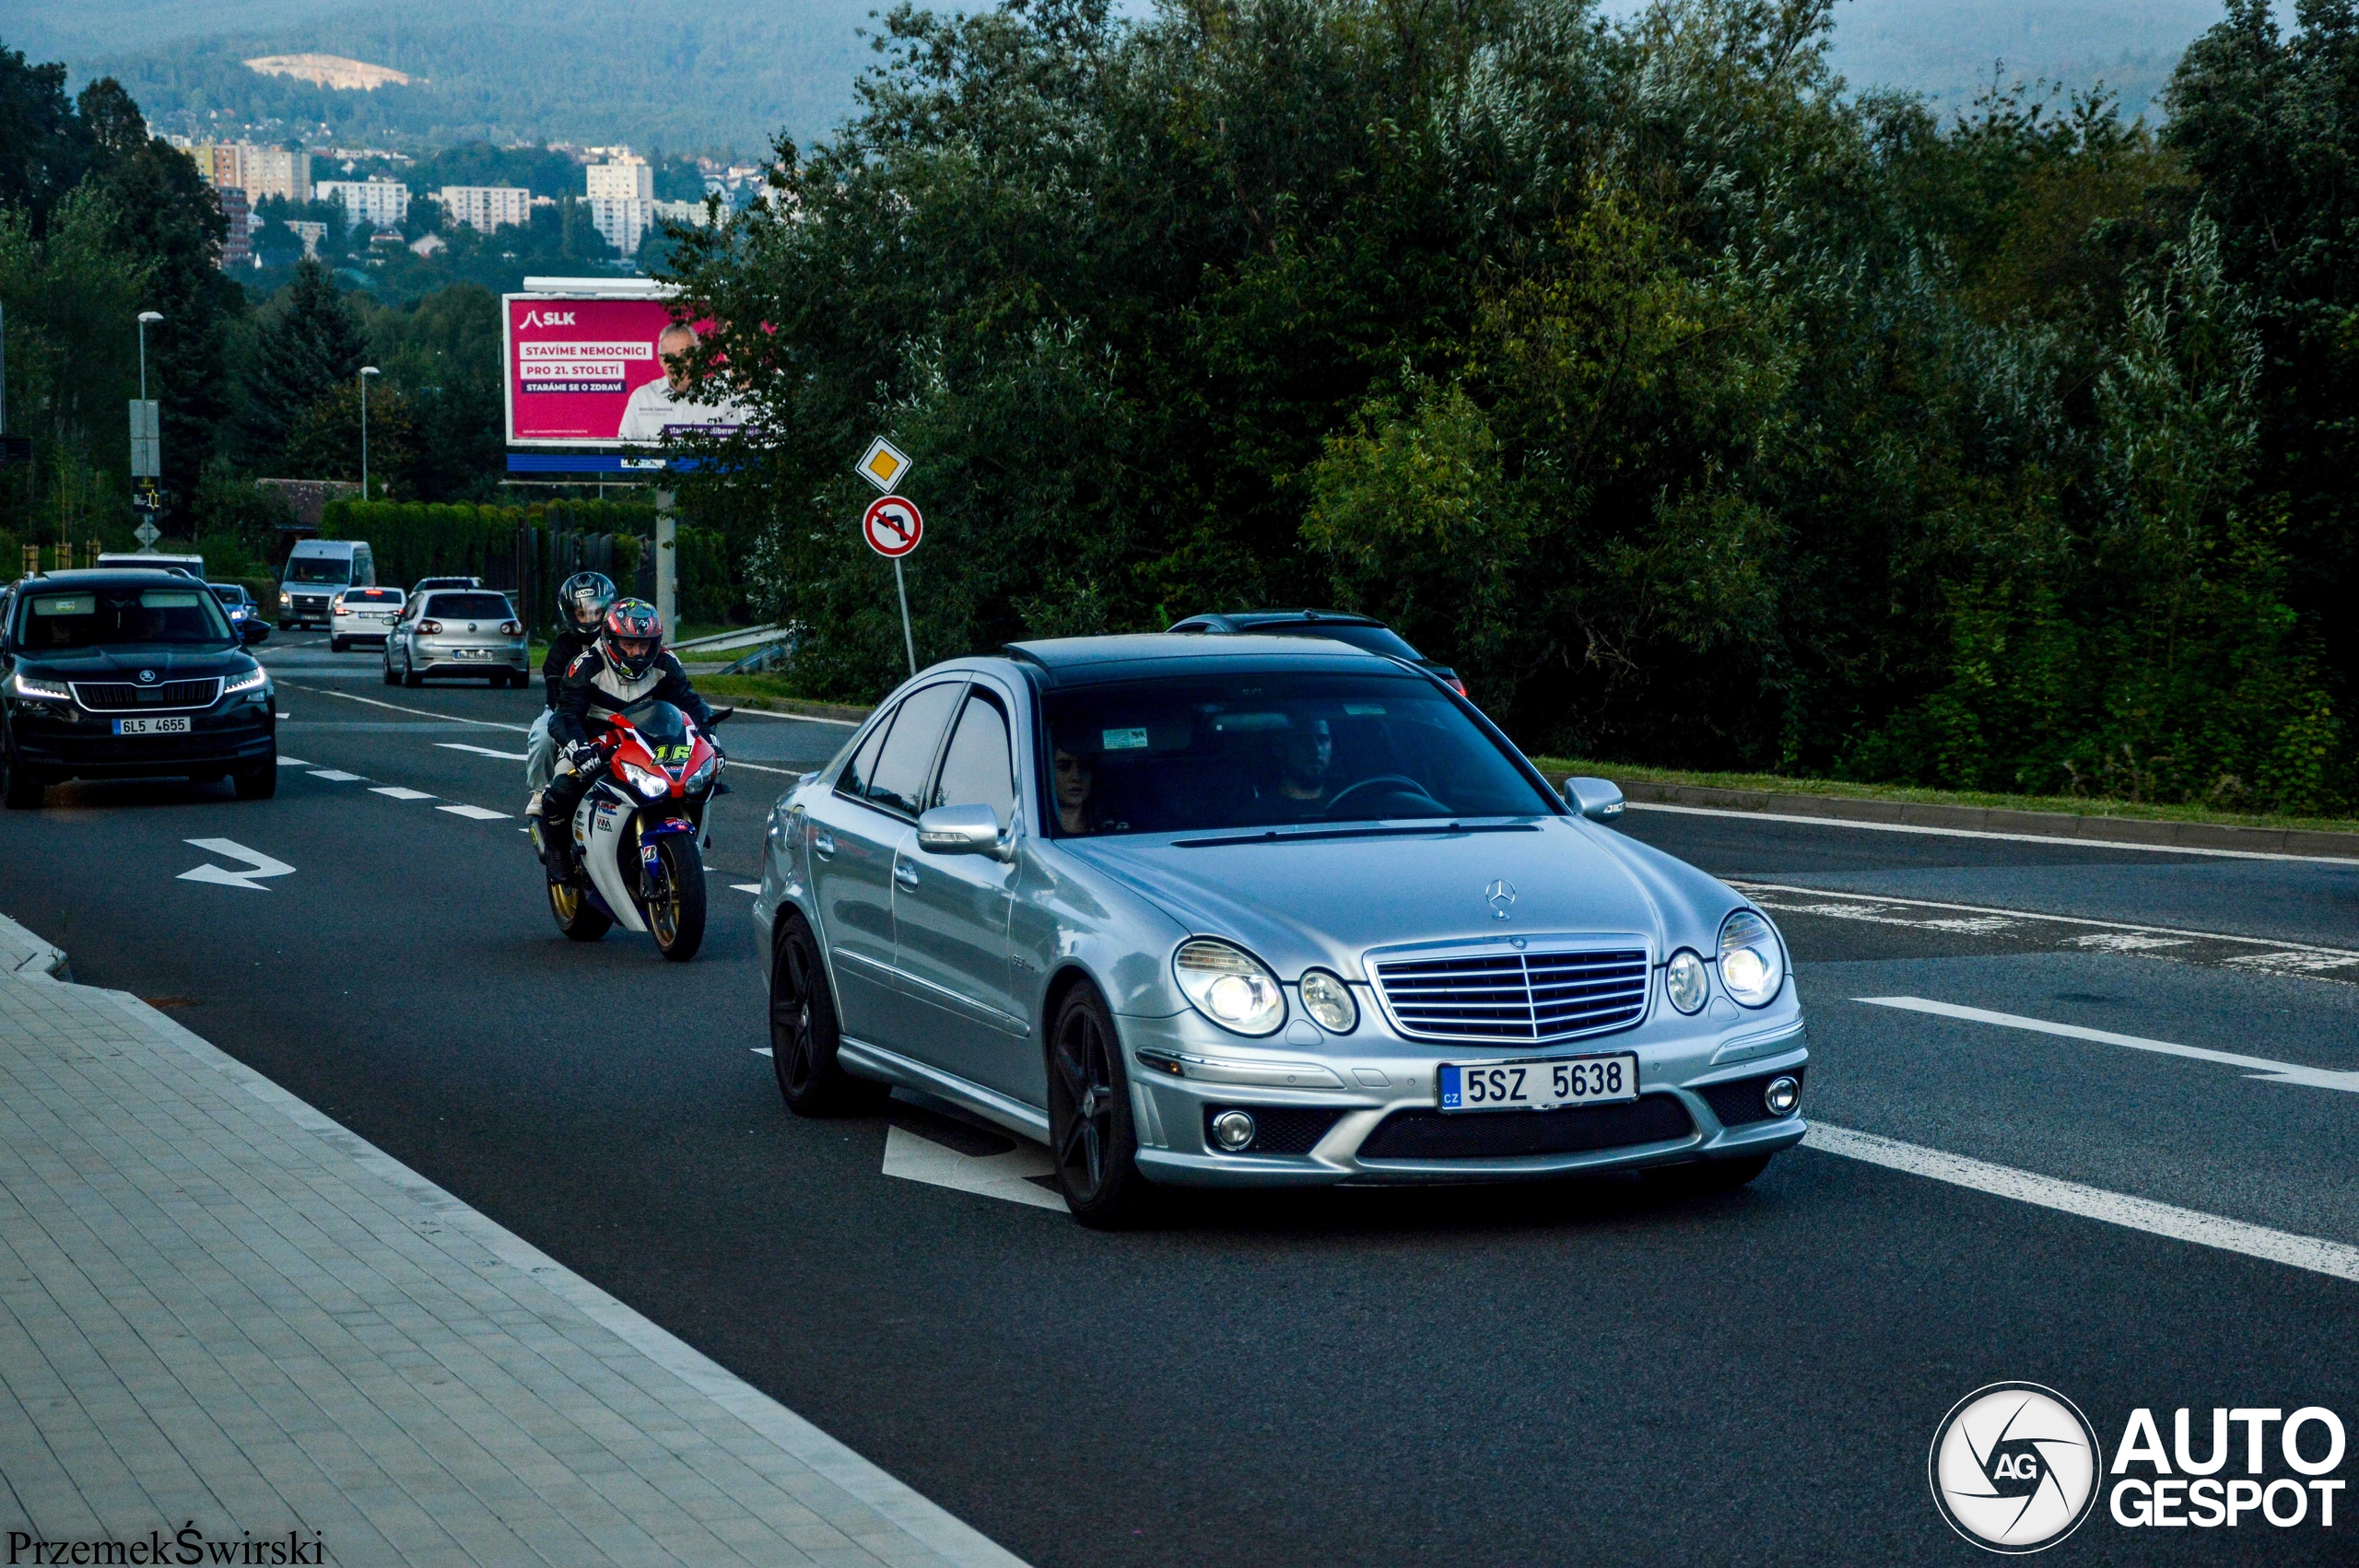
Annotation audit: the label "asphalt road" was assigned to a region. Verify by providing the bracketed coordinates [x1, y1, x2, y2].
[5, 633, 2353, 1566]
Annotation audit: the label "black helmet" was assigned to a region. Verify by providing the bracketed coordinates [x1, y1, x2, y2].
[600, 598, 664, 679]
[557, 571, 616, 633]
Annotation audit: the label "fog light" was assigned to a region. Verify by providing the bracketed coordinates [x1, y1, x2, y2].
[1210, 1109, 1256, 1152]
[1764, 1075, 1801, 1117]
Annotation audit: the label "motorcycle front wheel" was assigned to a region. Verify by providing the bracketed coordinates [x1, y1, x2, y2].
[646, 835, 707, 962]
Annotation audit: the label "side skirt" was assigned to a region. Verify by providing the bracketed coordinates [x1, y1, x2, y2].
[836, 1037, 1051, 1142]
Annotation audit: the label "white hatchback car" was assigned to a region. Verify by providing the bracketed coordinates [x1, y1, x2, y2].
[330, 585, 408, 651]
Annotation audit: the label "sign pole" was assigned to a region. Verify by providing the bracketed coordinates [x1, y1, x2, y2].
[893, 559, 917, 677]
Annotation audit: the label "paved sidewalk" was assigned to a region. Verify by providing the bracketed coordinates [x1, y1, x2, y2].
[0, 914, 1026, 1568]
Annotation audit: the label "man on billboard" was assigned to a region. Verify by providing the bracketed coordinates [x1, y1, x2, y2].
[616, 322, 746, 443]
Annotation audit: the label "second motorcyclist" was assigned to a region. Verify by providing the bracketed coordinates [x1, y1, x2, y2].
[524, 571, 616, 820]
[538, 598, 720, 880]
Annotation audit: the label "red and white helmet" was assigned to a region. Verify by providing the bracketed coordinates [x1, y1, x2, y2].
[600, 598, 664, 679]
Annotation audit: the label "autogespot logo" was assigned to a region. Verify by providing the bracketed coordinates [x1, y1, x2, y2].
[1930, 1383, 2104, 1553]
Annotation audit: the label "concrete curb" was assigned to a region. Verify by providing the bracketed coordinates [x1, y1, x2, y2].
[0, 911, 70, 982]
[1573, 776, 2359, 860]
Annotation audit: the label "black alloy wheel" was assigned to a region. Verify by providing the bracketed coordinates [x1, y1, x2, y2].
[1047, 983, 1147, 1227]
[769, 912, 884, 1116]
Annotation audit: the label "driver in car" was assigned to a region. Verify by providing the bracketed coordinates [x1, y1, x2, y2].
[537, 598, 719, 879]
[1264, 717, 1337, 815]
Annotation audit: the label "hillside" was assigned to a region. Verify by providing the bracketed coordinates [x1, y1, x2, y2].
[17, 0, 2267, 153]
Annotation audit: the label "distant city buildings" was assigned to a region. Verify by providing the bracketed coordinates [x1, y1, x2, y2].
[217, 187, 251, 269]
[582, 152, 710, 254]
[439, 184, 531, 234]
[318, 177, 410, 228]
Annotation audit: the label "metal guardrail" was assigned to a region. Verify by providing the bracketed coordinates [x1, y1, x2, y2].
[670, 623, 787, 655]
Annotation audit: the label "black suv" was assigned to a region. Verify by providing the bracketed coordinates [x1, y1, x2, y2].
[0, 569, 276, 808]
[1165, 609, 1463, 693]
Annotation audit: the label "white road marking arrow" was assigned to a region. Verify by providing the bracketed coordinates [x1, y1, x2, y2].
[882, 1124, 1067, 1211]
[178, 837, 296, 893]
[1858, 996, 2359, 1093]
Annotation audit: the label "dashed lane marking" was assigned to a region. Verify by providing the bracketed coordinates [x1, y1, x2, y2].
[1855, 995, 2359, 1093]
[307, 769, 364, 782]
[1807, 1123, 2359, 1283]
[438, 803, 510, 821]
[438, 742, 531, 761]
[282, 682, 805, 777]
[370, 787, 436, 802]
[733, 883, 760, 893]
[276, 756, 309, 767]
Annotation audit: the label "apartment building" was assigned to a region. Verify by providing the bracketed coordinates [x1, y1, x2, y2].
[318, 177, 410, 228]
[438, 184, 531, 234]
[175, 140, 312, 203]
[217, 187, 252, 269]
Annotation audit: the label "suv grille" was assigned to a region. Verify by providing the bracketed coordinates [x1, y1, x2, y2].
[1696, 1068, 1805, 1129]
[1358, 1095, 1694, 1160]
[1370, 947, 1649, 1043]
[71, 678, 222, 712]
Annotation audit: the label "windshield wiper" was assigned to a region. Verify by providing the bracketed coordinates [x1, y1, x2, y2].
[1172, 821, 1543, 848]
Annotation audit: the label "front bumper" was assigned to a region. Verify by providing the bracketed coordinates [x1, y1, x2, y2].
[9, 696, 275, 779]
[1118, 1005, 1809, 1188]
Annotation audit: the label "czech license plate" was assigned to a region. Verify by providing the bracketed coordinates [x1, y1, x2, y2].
[112, 716, 191, 736]
[455, 648, 490, 660]
[1438, 1053, 1639, 1113]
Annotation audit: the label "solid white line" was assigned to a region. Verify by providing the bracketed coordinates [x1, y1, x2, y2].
[1739, 880, 2359, 958]
[733, 883, 761, 893]
[370, 787, 436, 802]
[437, 742, 531, 761]
[437, 803, 510, 821]
[307, 769, 364, 782]
[282, 683, 531, 732]
[275, 756, 309, 767]
[751, 1047, 773, 1057]
[731, 708, 860, 728]
[1628, 799, 2359, 866]
[1805, 1123, 2359, 1282]
[1855, 996, 2359, 1092]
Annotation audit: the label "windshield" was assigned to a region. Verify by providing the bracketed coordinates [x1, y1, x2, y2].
[425, 593, 512, 620]
[1039, 672, 1554, 836]
[623, 700, 692, 749]
[340, 589, 404, 605]
[16, 586, 235, 649]
[209, 585, 248, 604]
[287, 557, 350, 584]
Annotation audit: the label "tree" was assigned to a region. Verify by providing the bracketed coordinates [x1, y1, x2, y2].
[0, 45, 89, 227]
[237, 259, 366, 473]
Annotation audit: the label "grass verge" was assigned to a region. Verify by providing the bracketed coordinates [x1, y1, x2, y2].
[1531, 757, 2359, 837]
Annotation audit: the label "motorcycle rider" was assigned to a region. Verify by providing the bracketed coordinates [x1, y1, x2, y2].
[524, 571, 616, 819]
[539, 598, 721, 880]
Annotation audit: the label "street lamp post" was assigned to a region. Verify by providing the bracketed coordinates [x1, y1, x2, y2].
[358, 366, 380, 499]
[136, 310, 162, 402]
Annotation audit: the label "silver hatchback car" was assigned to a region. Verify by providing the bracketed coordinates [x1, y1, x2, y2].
[754, 636, 1806, 1226]
[384, 590, 528, 688]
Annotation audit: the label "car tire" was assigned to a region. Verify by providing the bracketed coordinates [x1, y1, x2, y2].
[1, 732, 43, 811]
[1047, 981, 1150, 1228]
[770, 911, 886, 1116]
[276, 621, 293, 632]
[402, 651, 422, 688]
[381, 660, 399, 686]
[1646, 1153, 1773, 1196]
[232, 761, 277, 801]
[329, 637, 346, 653]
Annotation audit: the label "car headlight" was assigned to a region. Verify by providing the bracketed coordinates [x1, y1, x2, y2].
[1298, 967, 1357, 1033]
[1717, 910, 1786, 1007]
[222, 667, 267, 696]
[7, 672, 72, 702]
[617, 759, 671, 798]
[1174, 939, 1286, 1036]
[1664, 948, 1709, 1013]
[278, 590, 291, 606]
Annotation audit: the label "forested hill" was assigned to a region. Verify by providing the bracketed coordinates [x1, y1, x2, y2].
[21, 0, 2270, 150]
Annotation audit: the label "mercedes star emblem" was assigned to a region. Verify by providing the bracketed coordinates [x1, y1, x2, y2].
[1485, 878, 1517, 919]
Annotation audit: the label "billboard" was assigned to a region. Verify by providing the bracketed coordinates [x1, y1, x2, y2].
[501, 292, 745, 449]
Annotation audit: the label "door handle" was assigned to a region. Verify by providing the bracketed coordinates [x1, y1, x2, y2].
[811, 831, 836, 860]
[894, 862, 920, 889]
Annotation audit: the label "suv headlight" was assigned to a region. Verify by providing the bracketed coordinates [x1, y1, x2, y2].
[7, 672, 72, 702]
[222, 667, 267, 696]
[1664, 948, 1709, 1013]
[1718, 910, 1786, 1007]
[1298, 967, 1357, 1033]
[1173, 939, 1286, 1036]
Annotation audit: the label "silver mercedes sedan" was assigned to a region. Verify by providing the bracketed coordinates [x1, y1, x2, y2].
[752, 636, 1806, 1226]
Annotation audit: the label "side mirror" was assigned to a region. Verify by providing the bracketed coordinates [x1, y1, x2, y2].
[916, 802, 1010, 860]
[1564, 776, 1625, 823]
[241, 619, 269, 644]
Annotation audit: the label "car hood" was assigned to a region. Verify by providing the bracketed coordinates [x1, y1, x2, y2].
[1060, 817, 1696, 979]
[14, 644, 252, 679]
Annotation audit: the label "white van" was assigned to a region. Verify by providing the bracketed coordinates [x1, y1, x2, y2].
[278, 540, 376, 628]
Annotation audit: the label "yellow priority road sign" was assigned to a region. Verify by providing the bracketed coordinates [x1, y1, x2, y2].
[856, 436, 911, 494]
